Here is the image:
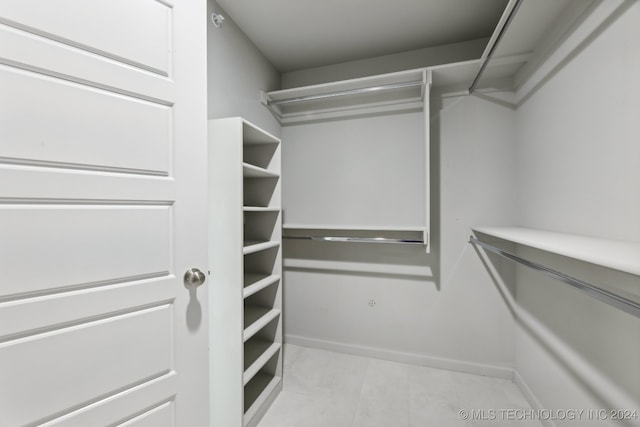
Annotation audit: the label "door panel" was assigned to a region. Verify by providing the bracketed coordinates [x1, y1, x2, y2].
[0, 167, 175, 201]
[119, 402, 175, 427]
[0, 306, 172, 426]
[0, 276, 174, 339]
[0, 0, 171, 74]
[0, 0, 208, 425]
[1, 205, 171, 297]
[0, 24, 174, 102]
[40, 375, 176, 427]
[0, 66, 172, 174]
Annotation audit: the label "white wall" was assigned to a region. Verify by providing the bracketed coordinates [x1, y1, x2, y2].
[282, 112, 425, 228]
[429, 93, 519, 372]
[206, 0, 515, 378]
[281, 81, 518, 374]
[207, 0, 280, 137]
[513, 2, 640, 423]
[516, 5, 640, 241]
[281, 38, 488, 89]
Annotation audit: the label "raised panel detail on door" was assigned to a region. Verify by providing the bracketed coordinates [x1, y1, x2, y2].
[0, 205, 172, 298]
[0, 276, 174, 340]
[0, 0, 171, 75]
[0, 65, 172, 174]
[119, 402, 175, 427]
[0, 305, 173, 427]
[39, 374, 176, 427]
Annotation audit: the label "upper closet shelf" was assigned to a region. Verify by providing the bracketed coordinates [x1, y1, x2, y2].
[472, 227, 640, 277]
[262, 68, 429, 124]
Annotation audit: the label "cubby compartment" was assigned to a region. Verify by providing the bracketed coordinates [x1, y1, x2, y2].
[244, 320, 281, 385]
[244, 246, 279, 277]
[243, 211, 280, 253]
[243, 349, 281, 421]
[244, 210, 280, 243]
[243, 284, 280, 342]
[243, 141, 279, 172]
[243, 177, 279, 208]
[245, 280, 279, 311]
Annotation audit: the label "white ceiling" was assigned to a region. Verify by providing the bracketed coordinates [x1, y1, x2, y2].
[216, 0, 509, 72]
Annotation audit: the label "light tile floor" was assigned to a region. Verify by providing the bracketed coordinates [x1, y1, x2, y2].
[258, 344, 543, 427]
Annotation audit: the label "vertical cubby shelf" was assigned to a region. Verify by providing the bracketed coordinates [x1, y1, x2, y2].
[209, 118, 282, 427]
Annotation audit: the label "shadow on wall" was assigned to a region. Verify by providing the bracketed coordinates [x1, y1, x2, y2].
[473, 233, 640, 413]
[282, 239, 437, 284]
[280, 105, 440, 286]
[281, 103, 441, 288]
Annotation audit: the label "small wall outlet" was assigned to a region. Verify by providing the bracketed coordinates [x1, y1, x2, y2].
[368, 299, 376, 307]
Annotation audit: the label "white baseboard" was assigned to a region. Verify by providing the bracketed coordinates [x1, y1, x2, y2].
[513, 370, 557, 427]
[285, 333, 514, 379]
[284, 334, 565, 426]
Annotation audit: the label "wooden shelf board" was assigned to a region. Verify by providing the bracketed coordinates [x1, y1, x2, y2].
[243, 206, 281, 212]
[243, 307, 280, 342]
[472, 226, 640, 276]
[243, 163, 280, 178]
[243, 273, 280, 299]
[243, 240, 280, 255]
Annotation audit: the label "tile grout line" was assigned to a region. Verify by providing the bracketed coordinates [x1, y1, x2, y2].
[349, 356, 370, 427]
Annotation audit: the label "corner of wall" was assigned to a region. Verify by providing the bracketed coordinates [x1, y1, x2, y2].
[206, 0, 281, 137]
[512, 1, 640, 421]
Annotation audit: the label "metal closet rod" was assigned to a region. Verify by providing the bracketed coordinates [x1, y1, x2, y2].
[469, 236, 640, 319]
[469, 0, 524, 94]
[283, 235, 425, 245]
[268, 80, 424, 106]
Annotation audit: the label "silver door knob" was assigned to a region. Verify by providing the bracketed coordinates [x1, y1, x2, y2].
[184, 268, 206, 287]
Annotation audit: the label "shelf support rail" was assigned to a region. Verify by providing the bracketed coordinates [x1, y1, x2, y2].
[469, 236, 640, 319]
[284, 235, 425, 245]
[260, 90, 283, 121]
[469, 0, 524, 94]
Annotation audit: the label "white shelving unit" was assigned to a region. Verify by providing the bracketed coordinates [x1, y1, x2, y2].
[209, 117, 282, 427]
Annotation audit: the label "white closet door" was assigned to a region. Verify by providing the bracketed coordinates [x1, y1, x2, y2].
[0, 1, 209, 426]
